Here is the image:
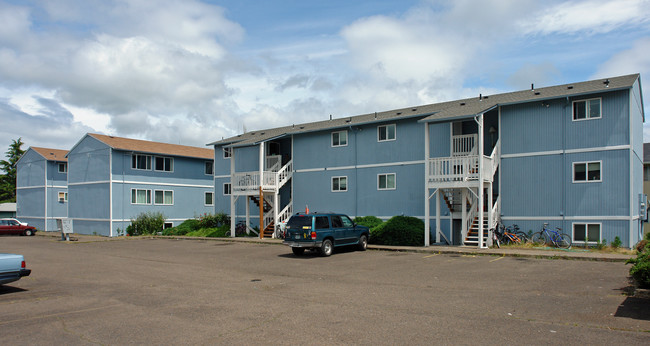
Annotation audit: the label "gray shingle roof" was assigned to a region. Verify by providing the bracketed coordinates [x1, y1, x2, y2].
[208, 74, 641, 148]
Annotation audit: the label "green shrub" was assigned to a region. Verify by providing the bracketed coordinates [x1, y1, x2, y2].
[126, 212, 165, 236]
[627, 240, 650, 289]
[611, 236, 622, 249]
[197, 212, 230, 229]
[369, 215, 424, 246]
[354, 216, 384, 230]
[162, 219, 200, 236]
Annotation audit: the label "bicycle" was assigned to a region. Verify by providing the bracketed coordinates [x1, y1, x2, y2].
[531, 223, 571, 248]
[491, 223, 528, 248]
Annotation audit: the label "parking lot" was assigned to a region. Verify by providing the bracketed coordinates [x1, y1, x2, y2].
[1, 235, 649, 345]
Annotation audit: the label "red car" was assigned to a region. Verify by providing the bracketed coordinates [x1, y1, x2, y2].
[0, 219, 37, 236]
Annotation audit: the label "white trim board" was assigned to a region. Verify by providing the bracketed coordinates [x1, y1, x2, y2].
[501, 145, 630, 159]
[295, 160, 424, 173]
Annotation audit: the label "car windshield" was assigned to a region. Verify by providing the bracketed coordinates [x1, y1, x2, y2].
[287, 216, 312, 229]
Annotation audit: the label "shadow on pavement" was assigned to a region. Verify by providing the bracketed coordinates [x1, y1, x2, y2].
[615, 296, 650, 321]
[0, 285, 28, 295]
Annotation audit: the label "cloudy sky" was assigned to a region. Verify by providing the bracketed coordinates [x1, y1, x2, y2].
[1, 0, 650, 153]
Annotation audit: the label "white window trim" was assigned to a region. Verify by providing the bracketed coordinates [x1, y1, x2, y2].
[572, 222, 602, 244]
[331, 176, 348, 192]
[154, 156, 174, 173]
[132, 154, 152, 171]
[572, 160, 602, 183]
[223, 183, 232, 196]
[153, 190, 174, 205]
[131, 188, 152, 205]
[205, 161, 214, 176]
[58, 191, 68, 202]
[377, 173, 396, 190]
[331, 130, 348, 147]
[378, 124, 396, 142]
[572, 97, 602, 121]
[204, 191, 214, 206]
[223, 147, 232, 159]
[163, 222, 174, 229]
[58, 163, 67, 173]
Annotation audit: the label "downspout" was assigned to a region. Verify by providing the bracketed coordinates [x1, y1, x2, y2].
[474, 113, 485, 248]
[109, 148, 113, 237]
[44, 158, 47, 232]
[351, 126, 358, 218]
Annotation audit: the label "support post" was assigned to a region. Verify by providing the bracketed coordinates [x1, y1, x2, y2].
[478, 112, 485, 248]
[230, 147, 236, 238]
[461, 189, 467, 245]
[259, 186, 264, 239]
[273, 192, 279, 238]
[424, 122, 430, 246]
[436, 189, 441, 243]
[245, 196, 250, 234]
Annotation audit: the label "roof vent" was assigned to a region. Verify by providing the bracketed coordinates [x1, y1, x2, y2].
[460, 102, 466, 106]
[374, 112, 377, 119]
[483, 95, 489, 99]
[567, 85, 573, 90]
[534, 91, 540, 95]
[396, 112, 402, 115]
[531, 83, 534, 91]
[412, 108, 417, 111]
[260, 132, 265, 135]
[300, 126, 304, 129]
[329, 114, 332, 121]
[604, 79, 610, 87]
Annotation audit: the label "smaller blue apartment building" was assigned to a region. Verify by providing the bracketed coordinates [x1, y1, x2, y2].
[210, 74, 645, 248]
[67, 133, 215, 236]
[16, 147, 69, 232]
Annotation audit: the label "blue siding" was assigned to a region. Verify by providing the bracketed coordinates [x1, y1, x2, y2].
[428, 122, 450, 158]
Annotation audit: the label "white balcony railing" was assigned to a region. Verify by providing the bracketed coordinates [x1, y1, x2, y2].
[428, 155, 480, 183]
[452, 134, 477, 156]
[231, 160, 293, 195]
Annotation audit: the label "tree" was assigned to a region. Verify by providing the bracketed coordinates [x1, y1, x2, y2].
[0, 138, 25, 202]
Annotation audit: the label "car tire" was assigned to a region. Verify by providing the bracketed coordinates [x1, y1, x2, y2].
[24, 229, 33, 236]
[320, 239, 333, 257]
[291, 247, 305, 256]
[358, 234, 368, 251]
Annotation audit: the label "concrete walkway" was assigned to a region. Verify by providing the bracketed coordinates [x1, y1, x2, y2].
[37, 232, 635, 262]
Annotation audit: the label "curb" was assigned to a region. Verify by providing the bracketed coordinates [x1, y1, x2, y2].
[36, 232, 633, 262]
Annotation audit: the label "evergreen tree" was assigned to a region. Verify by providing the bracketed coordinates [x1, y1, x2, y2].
[0, 138, 25, 202]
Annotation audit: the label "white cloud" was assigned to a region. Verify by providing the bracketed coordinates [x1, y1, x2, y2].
[520, 0, 650, 35]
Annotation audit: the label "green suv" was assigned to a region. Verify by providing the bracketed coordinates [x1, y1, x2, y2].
[283, 212, 370, 256]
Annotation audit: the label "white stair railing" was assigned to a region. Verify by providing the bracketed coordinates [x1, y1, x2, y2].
[463, 193, 478, 243]
[278, 202, 293, 224]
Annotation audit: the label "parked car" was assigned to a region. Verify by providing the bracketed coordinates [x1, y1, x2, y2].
[0, 253, 31, 285]
[283, 212, 370, 256]
[0, 218, 28, 226]
[0, 219, 37, 236]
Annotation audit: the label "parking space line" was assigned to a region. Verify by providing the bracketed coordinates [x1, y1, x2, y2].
[0, 304, 122, 326]
[422, 253, 440, 258]
[490, 256, 505, 262]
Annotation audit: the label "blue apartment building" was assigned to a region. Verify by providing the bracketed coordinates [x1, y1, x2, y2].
[210, 74, 645, 248]
[16, 147, 69, 231]
[66, 133, 215, 236]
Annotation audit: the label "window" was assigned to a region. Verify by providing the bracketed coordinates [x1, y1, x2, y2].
[205, 192, 214, 206]
[573, 161, 601, 182]
[573, 98, 601, 120]
[131, 189, 151, 204]
[132, 154, 151, 170]
[332, 176, 347, 192]
[154, 190, 173, 205]
[573, 223, 601, 244]
[332, 130, 348, 147]
[342, 215, 354, 227]
[644, 165, 650, 181]
[378, 173, 396, 190]
[378, 124, 396, 142]
[164, 222, 174, 229]
[315, 216, 330, 229]
[223, 147, 232, 159]
[223, 183, 231, 195]
[154, 156, 173, 172]
[205, 161, 214, 175]
[331, 215, 343, 228]
[58, 163, 67, 173]
[58, 192, 68, 202]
